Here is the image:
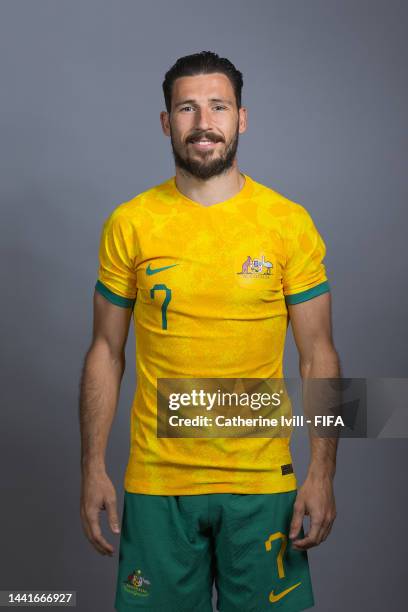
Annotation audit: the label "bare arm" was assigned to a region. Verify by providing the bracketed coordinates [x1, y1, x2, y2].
[79, 290, 133, 556]
[287, 291, 341, 549]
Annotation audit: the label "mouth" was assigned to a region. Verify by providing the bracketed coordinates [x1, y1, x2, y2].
[187, 136, 222, 151]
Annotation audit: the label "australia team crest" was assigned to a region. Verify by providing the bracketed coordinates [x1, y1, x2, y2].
[123, 568, 151, 597]
[237, 255, 274, 277]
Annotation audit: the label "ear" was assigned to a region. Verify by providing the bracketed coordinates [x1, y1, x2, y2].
[238, 106, 248, 135]
[160, 111, 171, 137]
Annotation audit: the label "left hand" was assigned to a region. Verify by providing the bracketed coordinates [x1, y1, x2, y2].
[289, 473, 337, 550]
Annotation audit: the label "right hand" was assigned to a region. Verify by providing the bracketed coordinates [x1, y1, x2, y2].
[80, 468, 121, 556]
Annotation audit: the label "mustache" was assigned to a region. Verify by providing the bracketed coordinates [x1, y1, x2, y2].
[187, 132, 224, 144]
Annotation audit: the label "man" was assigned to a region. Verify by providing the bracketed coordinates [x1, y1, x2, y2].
[79, 51, 340, 612]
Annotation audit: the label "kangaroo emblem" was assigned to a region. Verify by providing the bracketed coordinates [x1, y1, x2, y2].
[241, 256, 252, 273]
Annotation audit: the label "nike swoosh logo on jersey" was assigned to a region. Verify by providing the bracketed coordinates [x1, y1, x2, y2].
[146, 263, 178, 275]
[269, 581, 302, 603]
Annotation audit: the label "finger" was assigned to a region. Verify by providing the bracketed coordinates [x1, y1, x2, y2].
[289, 499, 305, 541]
[292, 517, 322, 550]
[316, 517, 333, 544]
[319, 516, 336, 543]
[291, 535, 316, 550]
[83, 515, 112, 555]
[87, 510, 115, 555]
[314, 523, 328, 546]
[318, 522, 332, 544]
[81, 510, 110, 556]
[315, 507, 336, 545]
[105, 497, 121, 534]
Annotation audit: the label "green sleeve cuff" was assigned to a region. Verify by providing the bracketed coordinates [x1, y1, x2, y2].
[285, 280, 330, 305]
[95, 280, 136, 308]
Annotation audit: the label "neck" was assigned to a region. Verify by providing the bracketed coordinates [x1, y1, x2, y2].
[174, 161, 245, 206]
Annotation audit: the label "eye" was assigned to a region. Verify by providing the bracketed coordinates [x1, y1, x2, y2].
[213, 105, 227, 111]
[180, 106, 194, 112]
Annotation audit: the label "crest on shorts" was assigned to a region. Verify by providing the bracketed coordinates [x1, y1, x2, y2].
[122, 568, 151, 597]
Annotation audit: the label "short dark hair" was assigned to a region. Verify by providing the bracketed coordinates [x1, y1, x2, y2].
[162, 51, 243, 113]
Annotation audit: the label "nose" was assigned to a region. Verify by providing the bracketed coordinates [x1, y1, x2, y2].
[194, 106, 212, 131]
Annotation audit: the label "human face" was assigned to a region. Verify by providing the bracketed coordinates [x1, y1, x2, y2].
[161, 72, 247, 180]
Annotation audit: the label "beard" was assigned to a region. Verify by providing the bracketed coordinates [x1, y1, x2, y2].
[169, 123, 240, 181]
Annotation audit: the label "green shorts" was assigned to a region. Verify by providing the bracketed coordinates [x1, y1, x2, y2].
[115, 490, 314, 612]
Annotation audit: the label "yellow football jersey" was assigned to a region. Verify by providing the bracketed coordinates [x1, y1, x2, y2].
[95, 173, 330, 494]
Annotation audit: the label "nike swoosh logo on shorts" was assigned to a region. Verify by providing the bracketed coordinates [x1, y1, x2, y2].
[146, 263, 178, 275]
[269, 581, 302, 603]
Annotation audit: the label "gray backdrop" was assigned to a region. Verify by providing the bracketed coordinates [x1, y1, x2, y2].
[1, 0, 407, 610]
